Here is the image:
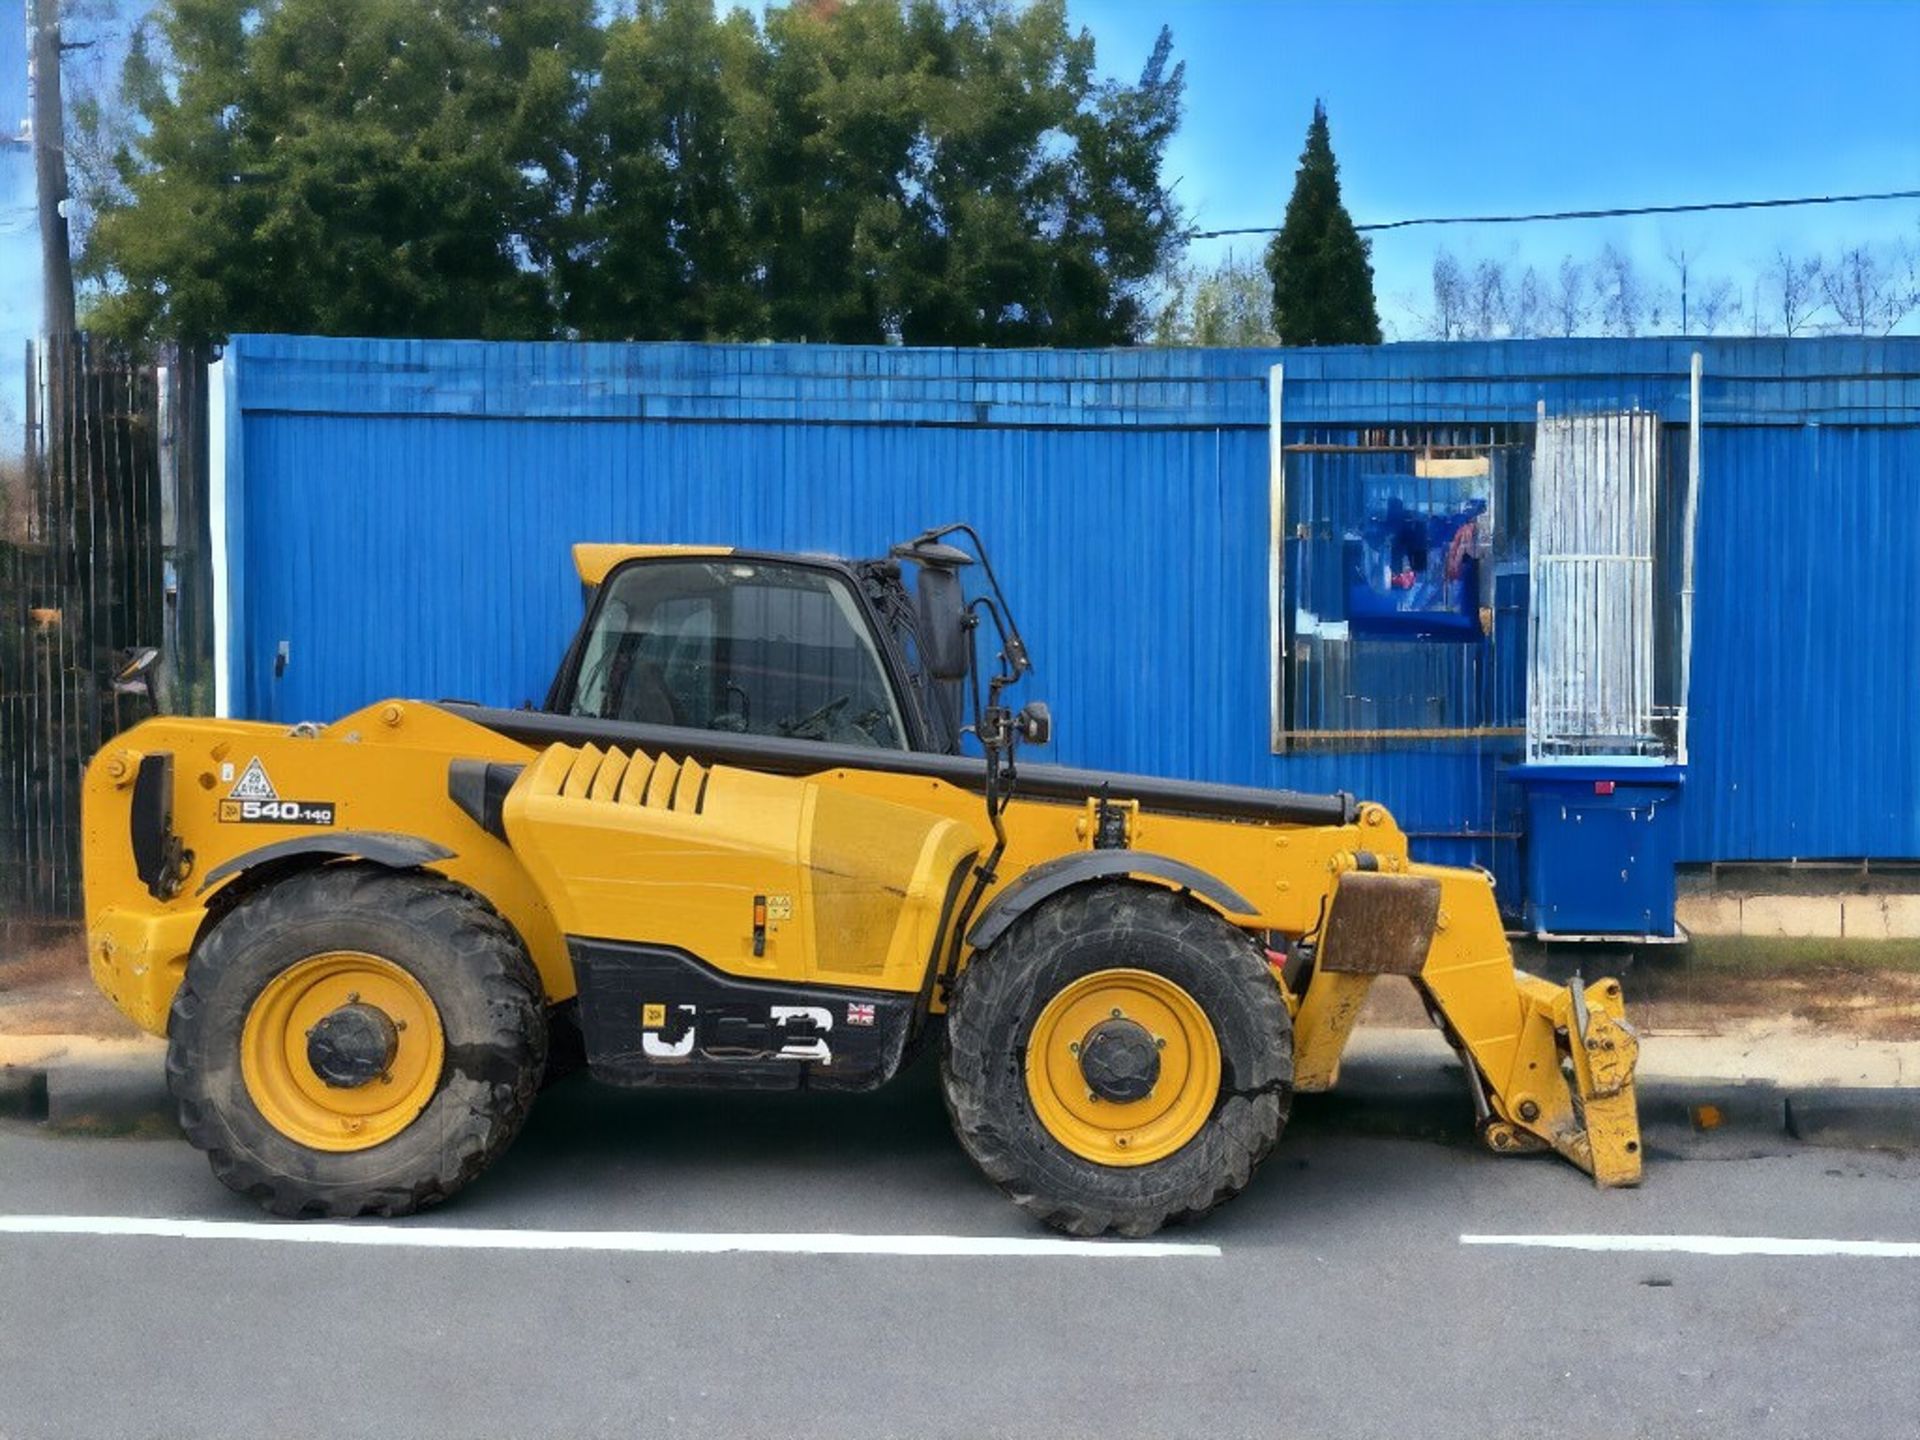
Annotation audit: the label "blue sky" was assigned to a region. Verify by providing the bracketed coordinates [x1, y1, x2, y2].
[1076, 0, 1920, 335]
[1, 6, 34, 448]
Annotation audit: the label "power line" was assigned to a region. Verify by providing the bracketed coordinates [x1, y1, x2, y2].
[1188, 187, 1920, 240]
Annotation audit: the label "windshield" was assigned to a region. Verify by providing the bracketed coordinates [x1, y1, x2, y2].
[565, 559, 909, 749]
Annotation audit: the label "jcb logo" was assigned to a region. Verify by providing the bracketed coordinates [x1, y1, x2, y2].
[640, 1002, 834, 1064]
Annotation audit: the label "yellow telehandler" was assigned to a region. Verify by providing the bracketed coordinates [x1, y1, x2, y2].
[82, 528, 1640, 1235]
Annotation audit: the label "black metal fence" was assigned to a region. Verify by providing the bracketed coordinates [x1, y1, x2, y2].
[1, 334, 210, 933]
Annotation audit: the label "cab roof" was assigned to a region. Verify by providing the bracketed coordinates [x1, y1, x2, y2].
[571, 543, 735, 587]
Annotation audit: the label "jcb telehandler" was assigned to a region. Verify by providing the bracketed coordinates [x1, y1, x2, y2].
[82, 528, 1641, 1235]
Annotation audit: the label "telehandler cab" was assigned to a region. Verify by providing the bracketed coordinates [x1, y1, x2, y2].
[83, 528, 1642, 1235]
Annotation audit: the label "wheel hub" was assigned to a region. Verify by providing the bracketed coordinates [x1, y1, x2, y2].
[1023, 968, 1222, 1167]
[306, 1002, 399, 1089]
[241, 950, 445, 1152]
[1078, 1017, 1161, 1102]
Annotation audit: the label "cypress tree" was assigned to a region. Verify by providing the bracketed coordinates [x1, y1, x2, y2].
[1264, 100, 1382, 345]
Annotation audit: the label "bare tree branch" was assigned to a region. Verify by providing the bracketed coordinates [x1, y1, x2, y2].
[1593, 243, 1645, 337]
[1411, 235, 1920, 339]
[1821, 243, 1914, 335]
[1692, 277, 1739, 334]
[1548, 256, 1588, 337]
[1766, 248, 1825, 336]
[1428, 249, 1467, 340]
[1509, 264, 1544, 338]
[1467, 257, 1507, 339]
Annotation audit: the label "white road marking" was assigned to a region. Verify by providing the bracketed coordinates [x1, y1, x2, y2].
[0, 1215, 1219, 1259]
[1463, 1233, 1920, 1258]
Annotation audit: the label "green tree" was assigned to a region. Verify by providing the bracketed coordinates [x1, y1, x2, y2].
[58, 0, 146, 264]
[1151, 250, 1279, 346]
[1263, 100, 1380, 346]
[83, 0, 598, 344]
[744, 0, 1184, 346]
[81, 0, 1184, 348]
[562, 0, 763, 341]
[737, 0, 918, 344]
[884, 1, 1185, 346]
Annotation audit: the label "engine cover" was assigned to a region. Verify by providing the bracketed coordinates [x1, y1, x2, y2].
[502, 742, 979, 1082]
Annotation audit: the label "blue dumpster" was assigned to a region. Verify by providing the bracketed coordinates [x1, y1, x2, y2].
[1506, 765, 1686, 938]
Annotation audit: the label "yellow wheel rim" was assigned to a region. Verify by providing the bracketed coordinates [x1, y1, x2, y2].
[1024, 967, 1221, 1167]
[240, 951, 445, 1153]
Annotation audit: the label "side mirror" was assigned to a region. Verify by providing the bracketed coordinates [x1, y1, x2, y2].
[111, 646, 163, 720]
[915, 566, 971, 682]
[113, 647, 161, 698]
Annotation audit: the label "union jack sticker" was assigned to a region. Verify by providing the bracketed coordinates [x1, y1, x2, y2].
[846, 1002, 876, 1027]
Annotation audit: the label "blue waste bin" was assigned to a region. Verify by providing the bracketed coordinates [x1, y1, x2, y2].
[1505, 765, 1686, 937]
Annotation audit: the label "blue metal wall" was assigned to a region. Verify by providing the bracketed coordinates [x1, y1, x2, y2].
[220, 333, 1920, 867]
[1684, 424, 1920, 859]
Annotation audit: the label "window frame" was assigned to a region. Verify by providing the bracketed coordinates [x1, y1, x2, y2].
[1271, 424, 1532, 751]
[545, 552, 937, 754]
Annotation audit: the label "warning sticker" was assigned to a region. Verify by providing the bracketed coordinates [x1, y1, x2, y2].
[229, 758, 278, 801]
[217, 756, 331, 824]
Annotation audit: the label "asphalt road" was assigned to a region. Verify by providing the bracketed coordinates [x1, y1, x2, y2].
[2, 1062, 1916, 1440]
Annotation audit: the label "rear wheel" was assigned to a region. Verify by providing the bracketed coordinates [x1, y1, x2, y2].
[168, 864, 546, 1218]
[942, 882, 1292, 1237]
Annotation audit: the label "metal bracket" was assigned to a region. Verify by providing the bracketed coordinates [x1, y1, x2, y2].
[1316, 871, 1443, 976]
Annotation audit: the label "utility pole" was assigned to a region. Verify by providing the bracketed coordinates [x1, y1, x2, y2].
[29, 0, 78, 339]
[1665, 246, 1692, 336]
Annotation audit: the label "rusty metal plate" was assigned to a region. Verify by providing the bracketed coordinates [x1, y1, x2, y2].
[1317, 871, 1443, 977]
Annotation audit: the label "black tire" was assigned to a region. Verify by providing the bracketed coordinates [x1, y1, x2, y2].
[942, 882, 1292, 1237]
[541, 997, 590, 1090]
[167, 864, 547, 1218]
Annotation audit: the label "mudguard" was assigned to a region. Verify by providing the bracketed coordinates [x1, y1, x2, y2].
[198, 831, 457, 894]
[965, 850, 1255, 951]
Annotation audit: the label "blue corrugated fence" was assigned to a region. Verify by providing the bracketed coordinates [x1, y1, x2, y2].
[217, 334, 1920, 869]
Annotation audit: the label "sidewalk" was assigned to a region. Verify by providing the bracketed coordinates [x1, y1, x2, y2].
[4, 934, 1917, 1151]
[1332, 1021, 1920, 1153]
[1, 932, 168, 1133]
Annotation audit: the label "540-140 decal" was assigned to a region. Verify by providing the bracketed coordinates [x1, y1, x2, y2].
[218, 797, 337, 826]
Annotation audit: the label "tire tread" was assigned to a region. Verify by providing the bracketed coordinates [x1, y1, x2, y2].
[942, 882, 1291, 1237]
[166, 864, 546, 1219]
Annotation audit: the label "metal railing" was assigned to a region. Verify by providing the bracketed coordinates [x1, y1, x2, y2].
[1526, 407, 1671, 761]
[1, 333, 209, 931]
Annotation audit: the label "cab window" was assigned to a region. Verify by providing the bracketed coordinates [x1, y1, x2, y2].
[568, 559, 909, 749]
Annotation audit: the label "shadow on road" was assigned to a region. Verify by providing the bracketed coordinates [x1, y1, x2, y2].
[472, 1047, 1501, 1238]
[505, 1051, 1484, 1173]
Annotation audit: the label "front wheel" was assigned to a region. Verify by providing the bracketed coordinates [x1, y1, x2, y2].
[941, 882, 1293, 1237]
[167, 864, 546, 1218]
